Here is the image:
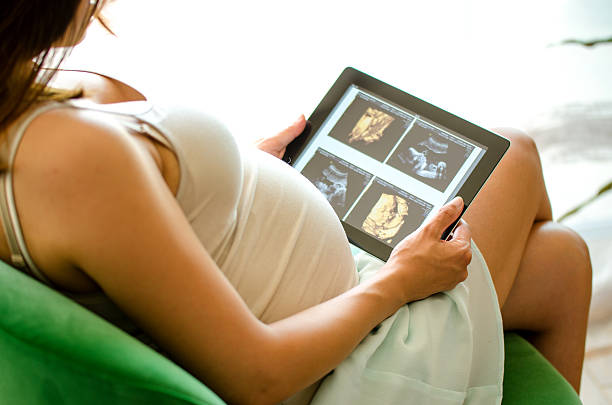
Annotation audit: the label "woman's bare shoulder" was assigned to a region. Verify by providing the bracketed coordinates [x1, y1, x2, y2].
[15, 101, 155, 199]
[11, 105, 160, 290]
[18, 105, 140, 172]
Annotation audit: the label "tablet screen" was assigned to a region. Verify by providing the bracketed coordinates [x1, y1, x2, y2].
[292, 85, 487, 249]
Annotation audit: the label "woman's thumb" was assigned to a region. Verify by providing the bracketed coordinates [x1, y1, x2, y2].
[426, 197, 464, 237]
[276, 114, 306, 143]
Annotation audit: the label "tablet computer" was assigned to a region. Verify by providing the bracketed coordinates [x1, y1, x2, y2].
[284, 67, 510, 262]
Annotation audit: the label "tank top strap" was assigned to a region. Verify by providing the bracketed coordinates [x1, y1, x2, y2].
[0, 102, 67, 284]
[66, 98, 173, 149]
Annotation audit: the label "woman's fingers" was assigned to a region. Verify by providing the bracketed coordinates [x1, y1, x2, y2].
[255, 115, 306, 159]
[451, 219, 473, 266]
[451, 219, 471, 245]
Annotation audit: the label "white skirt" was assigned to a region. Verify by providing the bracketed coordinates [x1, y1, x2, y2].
[307, 241, 504, 405]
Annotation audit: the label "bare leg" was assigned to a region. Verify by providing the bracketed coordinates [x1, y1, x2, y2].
[501, 221, 591, 391]
[464, 128, 553, 305]
[463, 128, 592, 392]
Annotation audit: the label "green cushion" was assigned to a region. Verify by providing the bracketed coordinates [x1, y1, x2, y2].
[0, 260, 582, 404]
[0, 261, 224, 405]
[502, 332, 582, 404]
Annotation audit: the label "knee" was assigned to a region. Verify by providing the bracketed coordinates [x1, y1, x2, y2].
[565, 226, 592, 297]
[492, 127, 542, 175]
[494, 127, 539, 160]
[549, 223, 592, 305]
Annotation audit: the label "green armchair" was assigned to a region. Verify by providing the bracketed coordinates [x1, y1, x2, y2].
[0, 261, 581, 404]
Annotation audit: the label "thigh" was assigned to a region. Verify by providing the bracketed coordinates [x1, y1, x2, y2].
[501, 221, 591, 331]
[463, 128, 552, 306]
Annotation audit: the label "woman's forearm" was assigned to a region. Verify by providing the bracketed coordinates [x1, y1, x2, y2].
[248, 269, 404, 404]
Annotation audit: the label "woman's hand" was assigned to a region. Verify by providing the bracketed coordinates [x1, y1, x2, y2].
[255, 115, 306, 159]
[383, 197, 473, 303]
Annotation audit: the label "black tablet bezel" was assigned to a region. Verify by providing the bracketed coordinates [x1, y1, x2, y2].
[284, 67, 510, 261]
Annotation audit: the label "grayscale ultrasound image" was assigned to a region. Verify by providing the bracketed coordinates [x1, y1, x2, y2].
[313, 163, 348, 207]
[388, 120, 474, 192]
[300, 148, 373, 218]
[397, 134, 449, 180]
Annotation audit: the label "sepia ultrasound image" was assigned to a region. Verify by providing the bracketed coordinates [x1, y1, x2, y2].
[345, 178, 433, 247]
[361, 193, 409, 241]
[388, 120, 474, 192]
[328, 94, 413, 162]
[301, 148, 373, 218]
[348, 107, 395, 145]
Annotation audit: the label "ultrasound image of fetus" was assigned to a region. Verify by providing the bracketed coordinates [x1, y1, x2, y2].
[362, 193, 409, 242]
[397, 135, 449, 180]
[313, 164, 348, 208]
[348, 107, 395, 144]
[301, 149, 375, 218]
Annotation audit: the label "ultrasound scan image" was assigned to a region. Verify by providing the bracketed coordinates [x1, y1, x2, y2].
[300, 148, 374, 218]
[346, 177, 433, 247]
[361, 193, 409, 242]
[313, 163, 348, 208]
[388, 120, 473, 192]
[328, 96, 411, 162]
[397, 134, 449, 180]
[348, 107, 395, 145]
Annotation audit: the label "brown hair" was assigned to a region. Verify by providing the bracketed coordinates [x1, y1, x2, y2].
[0, 0, 106, 133]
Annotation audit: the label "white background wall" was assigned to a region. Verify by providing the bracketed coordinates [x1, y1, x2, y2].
[66, 0, 612, 142]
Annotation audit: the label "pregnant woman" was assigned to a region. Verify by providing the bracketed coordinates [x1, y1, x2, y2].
[0, 1, 592, 404]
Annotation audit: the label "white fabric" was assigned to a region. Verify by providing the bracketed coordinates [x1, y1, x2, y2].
[138, 101, 360, 323]
[309, 243, 504, 405]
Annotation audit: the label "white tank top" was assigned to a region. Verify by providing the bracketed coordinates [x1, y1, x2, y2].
[0, 98, 358, 329]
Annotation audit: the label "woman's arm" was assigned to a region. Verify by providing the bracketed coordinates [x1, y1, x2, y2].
[17, 108, 471, 405]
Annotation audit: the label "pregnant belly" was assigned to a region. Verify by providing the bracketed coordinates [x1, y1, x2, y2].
[218, 148, 359, 323]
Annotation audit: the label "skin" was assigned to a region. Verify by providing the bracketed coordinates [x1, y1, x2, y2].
[0, 1, 591, 401]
